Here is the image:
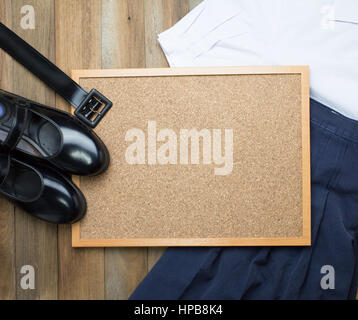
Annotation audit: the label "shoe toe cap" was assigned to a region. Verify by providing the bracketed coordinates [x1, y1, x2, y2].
[21, 168, 87, 224]
[59, 129, 110, 176]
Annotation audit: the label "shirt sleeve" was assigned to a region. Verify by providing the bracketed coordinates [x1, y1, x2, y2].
[158, 0, 245, 66]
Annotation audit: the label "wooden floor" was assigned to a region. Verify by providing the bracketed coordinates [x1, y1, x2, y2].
[0, 0, 202, 300]
[2, 0, 355, 301]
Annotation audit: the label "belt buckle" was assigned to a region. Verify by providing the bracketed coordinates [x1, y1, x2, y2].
[75, 89, 112, 128]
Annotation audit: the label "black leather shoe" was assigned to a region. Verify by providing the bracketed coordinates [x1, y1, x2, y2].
[0, 89, 110, 176]
[0, 107, 86, 224]
[0, 153, 86, 224]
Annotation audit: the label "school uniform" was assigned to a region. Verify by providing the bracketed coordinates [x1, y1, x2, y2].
[130, 0, 358, 299]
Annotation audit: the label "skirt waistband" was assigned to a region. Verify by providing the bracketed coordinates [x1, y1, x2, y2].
[310, 99, 358, 143]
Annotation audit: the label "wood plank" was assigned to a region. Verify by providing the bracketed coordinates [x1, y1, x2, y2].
[7, 0, 58, 300]
[102, 0, 148, 300]
[104, 247, 147, 300]
[144, 0, 190, 271]
[102, 0, 146, 69]
[144, 0, 190, 68]
[55, 0, 104, 300]
[0, 1, 16, 300]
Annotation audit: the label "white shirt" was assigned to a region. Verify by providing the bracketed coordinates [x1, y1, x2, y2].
[158, 0, 358, 120]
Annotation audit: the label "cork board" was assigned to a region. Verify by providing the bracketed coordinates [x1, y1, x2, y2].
[71, 66, 310, 247]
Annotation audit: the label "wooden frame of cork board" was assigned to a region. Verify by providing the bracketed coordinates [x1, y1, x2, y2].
[71, 66, 310, 247]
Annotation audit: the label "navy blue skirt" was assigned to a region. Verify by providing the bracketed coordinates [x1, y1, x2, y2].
[131, 99, 358, 300]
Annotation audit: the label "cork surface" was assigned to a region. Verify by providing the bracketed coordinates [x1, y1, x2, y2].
[76, 69, 307, 242]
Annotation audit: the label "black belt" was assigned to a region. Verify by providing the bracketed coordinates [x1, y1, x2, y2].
[0, 22, 112, 128]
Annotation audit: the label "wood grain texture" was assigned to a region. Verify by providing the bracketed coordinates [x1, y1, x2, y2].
[55, 0, 104, 300]
[9, 0, 58, 300]
[102, 0, 147, 300]
[0, 1, 16, 300]
[144, 0, 189, 68]
[104, 247, 147, 300]
[143, 0, 190, 271]
[102, 0, 146, 69]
